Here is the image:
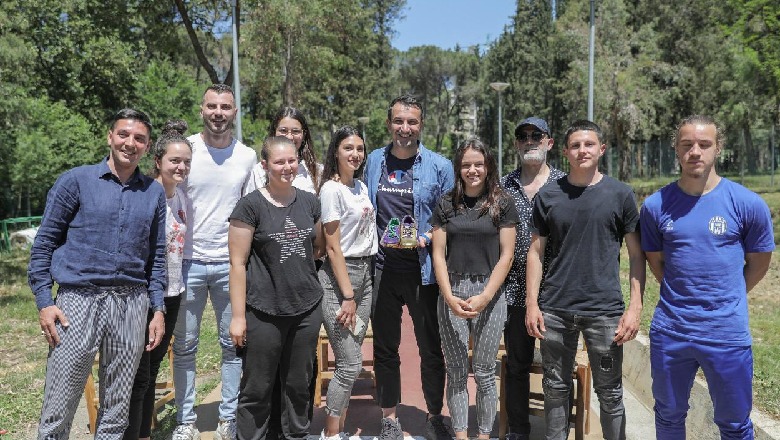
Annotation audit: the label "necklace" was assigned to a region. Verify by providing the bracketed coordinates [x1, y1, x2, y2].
[262, 187, 296, 207]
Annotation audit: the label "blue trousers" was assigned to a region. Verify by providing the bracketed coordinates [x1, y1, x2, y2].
[650, 329, 754, 440]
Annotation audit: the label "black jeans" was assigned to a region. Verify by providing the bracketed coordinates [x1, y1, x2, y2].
[237, 302, 322, 440]
[124, 295, 182, 439]
[372, 269, 445, 414]
[503, 304, 536, 435]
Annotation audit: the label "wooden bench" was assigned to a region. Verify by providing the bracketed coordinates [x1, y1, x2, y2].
[83, 341, 175, 433]
[314, 322, 375, 406]
[497, 344, 591, 440]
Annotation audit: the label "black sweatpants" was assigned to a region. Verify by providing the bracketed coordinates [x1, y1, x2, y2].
[237, 302, 322, 440]
[124, 295, 182, 439]
[372, 269, 445, 414]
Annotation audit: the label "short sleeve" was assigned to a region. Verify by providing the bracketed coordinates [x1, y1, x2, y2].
[498, 196, 519, 227]
[742, 196, 775, 253]
[229, 193, 260, 228]
[319, 182, 344, 224]
[530, 193, 548, 237]
[639, 200, 663, 252]
[621, 189, 640, 234]
[430, 197, 449, 228]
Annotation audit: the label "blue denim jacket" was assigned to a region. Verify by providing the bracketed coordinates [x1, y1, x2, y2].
[28, 159, 168, 310]
[365, 143, 454, 285]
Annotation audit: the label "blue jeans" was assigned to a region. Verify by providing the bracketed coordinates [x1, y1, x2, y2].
[173, 260, 242, 423]
[650, 329, 754, 440]
[540, 311, 625, 440]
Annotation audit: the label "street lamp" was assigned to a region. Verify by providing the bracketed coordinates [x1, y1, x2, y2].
[231, 0, 242, 141]
[587, 0, 595, 121]
[357, 116, 369, 146]
[490, 82, 510, 176]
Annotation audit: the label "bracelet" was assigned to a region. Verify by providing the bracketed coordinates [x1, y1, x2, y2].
[342, 296, 355, 301]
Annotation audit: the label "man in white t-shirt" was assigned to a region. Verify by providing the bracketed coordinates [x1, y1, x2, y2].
[171, 84, 257, 440]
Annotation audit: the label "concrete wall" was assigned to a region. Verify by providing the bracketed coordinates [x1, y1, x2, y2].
[622, 335, 780, 439]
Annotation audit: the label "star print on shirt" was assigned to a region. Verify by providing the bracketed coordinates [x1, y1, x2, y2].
[268, 216, 313, 263]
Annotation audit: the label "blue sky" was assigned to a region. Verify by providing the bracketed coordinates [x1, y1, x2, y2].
[392, 0, 516, 51]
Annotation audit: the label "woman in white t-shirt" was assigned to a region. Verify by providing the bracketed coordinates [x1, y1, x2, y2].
[125, 120, 191, 440]
[245, 106, 323, 194]
[317, 126, 378, 440]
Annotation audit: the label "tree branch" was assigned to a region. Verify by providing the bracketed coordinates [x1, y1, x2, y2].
[172, 0, 221, 84]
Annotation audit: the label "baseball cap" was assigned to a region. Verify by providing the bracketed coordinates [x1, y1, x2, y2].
[515, 117, 550, 137]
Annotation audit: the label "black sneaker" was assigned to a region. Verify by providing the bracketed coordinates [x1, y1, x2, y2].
[506, 433, 530, 440]
[379, 417, 403, 440]
[424, 414, 453, 440]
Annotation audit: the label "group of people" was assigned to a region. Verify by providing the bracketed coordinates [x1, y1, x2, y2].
[27, 82, 773, 440]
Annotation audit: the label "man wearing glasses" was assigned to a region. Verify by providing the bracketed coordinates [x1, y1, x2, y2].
[500, 117, 564, 440]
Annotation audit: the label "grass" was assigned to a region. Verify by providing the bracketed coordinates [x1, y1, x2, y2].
[0, 249, 223, 439]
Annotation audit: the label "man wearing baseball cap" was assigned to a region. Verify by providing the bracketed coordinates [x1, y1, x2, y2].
[500, 117, 564, 440]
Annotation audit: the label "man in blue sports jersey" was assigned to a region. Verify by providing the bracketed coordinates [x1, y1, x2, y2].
[640, 115, 774, 439]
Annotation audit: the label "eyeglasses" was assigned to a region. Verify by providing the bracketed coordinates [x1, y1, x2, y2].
[517, 131, 546, 142]
[277, 127, 303, 137]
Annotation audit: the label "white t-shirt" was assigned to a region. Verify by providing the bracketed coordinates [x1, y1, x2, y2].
[319, 179, 378, 258]
[183, 134, 257, 261]
[244, 160, 322, 195]
[165, 187, 187, 297]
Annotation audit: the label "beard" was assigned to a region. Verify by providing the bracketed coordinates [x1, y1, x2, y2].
[521, 148, 547, 164]
[204, 117, 233, 135]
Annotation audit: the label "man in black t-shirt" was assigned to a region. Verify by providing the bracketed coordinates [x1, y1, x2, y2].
[500, 117, 565, 440]
[364, 94, 455, 440]
[525, 120, 645, 440]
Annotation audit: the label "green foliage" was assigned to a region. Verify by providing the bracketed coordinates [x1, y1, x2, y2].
[10, 97, 100, 215]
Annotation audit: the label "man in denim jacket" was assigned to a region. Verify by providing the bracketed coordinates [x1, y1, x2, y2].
[364, 94, 455, 440]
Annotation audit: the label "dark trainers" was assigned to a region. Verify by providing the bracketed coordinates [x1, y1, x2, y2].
[506, 433, 530, 440]
[425, 414, 453, 440]
[379, 417, 403, 440]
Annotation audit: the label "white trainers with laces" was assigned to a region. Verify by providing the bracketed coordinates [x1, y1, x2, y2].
[214, 419, 237, 440]
[171, 423, 200, 440]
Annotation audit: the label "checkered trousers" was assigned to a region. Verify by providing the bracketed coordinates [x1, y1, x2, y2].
[37, 285, 148, 439]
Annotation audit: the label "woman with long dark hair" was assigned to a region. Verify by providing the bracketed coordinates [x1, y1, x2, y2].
[317, 126, 377, 440]
[430, 138, 518, 440]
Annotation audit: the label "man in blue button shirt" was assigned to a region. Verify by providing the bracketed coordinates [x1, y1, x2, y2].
[28, 108, 167, 439]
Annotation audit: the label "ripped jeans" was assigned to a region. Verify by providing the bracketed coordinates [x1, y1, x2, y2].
[540, 311, 626, 440]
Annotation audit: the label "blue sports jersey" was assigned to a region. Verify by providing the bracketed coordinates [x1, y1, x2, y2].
[640, 178, 774, 345]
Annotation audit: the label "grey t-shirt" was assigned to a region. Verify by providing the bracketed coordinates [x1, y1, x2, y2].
[230, 188, 323, 316]
[531, 175, 639, 315]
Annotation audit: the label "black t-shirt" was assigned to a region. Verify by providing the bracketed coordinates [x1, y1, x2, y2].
[229, 189, 323, 316]
[431, 192, 519, 276]
[531, 175, 639, 315]
[375, 153, 419, 272]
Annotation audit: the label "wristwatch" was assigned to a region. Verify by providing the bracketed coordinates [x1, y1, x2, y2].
[152, 304, 167, 315]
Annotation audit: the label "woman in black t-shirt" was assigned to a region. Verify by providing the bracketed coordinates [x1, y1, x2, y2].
[430, 138, 518, 440]
[228, 136, 325, 440]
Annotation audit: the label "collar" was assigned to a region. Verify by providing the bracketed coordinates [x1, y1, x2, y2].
[98, 156, 143, 185]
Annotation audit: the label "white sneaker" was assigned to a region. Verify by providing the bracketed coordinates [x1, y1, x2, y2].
[171, 424, 200, 440]
[214, 419, 237, 440]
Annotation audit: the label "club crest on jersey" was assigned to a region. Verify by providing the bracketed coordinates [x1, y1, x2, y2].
[708, 216, 727, 235]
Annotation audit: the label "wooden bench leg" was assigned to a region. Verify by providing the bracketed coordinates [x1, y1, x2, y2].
[83, 370, 98, 434]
